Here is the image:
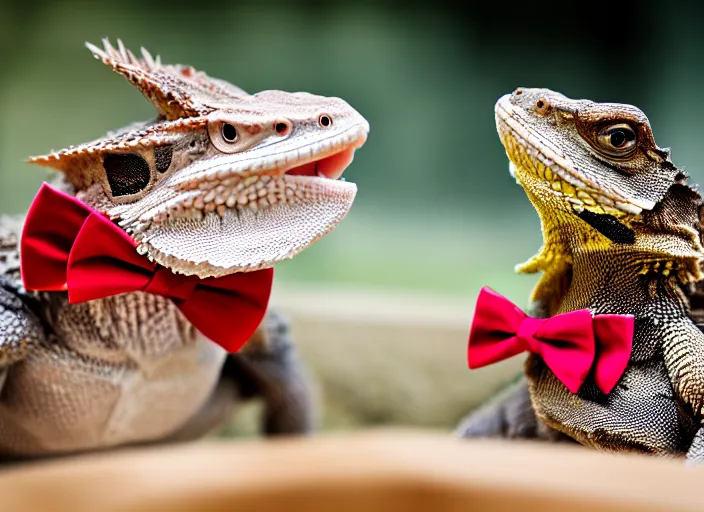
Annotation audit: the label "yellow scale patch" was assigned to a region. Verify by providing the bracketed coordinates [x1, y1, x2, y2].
[638, 260, 696, 282]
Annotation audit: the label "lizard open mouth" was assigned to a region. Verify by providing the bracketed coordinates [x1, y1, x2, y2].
[285, 146, 357, 180]
[110, 123, 369, 278]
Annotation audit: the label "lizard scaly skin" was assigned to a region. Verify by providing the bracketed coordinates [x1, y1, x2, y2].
[456, 88, 704, 462]
[0, 40, 369, 459]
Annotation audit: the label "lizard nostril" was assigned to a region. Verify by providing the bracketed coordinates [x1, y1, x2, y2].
[274, 120, 292, 136]
[318, 114, 332, 128]
[535, 98, 551, 115]
[515, 89, 523, 96]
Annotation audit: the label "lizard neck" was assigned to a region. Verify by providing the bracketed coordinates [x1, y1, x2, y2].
[557, 248, 690, 317]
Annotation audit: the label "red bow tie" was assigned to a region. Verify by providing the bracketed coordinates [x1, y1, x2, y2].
[19, 183, 273, 353]
[467, 287, 633, 394]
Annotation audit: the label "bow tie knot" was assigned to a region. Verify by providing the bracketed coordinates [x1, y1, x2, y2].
[20, 183, 273, 353]
[516, 316, 553, 353]
[467, 287, 633, 394]
[144, 269, 197, 301]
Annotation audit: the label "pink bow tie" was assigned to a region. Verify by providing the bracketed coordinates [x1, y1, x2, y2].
[467, 287, 633, 394]
[20, 183, 273, 353]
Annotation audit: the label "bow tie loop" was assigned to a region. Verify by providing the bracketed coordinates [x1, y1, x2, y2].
[467, 287, 633, 394]
[20, 183, 274, 353]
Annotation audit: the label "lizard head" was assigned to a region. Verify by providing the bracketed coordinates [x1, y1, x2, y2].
[495, 88, 704, 310]
[28, 39, 369, 278]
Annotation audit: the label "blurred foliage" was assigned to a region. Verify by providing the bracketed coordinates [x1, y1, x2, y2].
[1, 0, 703, 306]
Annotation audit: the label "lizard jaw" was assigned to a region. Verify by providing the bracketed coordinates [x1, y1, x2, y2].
[110, 124, 368, 278]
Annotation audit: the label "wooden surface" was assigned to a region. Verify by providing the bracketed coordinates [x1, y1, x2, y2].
[0, 429, 700, 512]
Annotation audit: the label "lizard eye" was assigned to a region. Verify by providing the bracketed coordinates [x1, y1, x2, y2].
[208, 118, 250, 153]
[221, 123, 238, 143]
[207, 113, 277, 154]
[596, 123, 637, 158]
[318, 114, 332, 128]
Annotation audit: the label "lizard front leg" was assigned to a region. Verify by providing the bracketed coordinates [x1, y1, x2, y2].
[0, 281, 43, 371]
[454, 377, 573, 442]
[221, 308, 316, 436]
[661, 319, 704, 464]
[163, 308, 316, 442]
[685, 429, 704, 464]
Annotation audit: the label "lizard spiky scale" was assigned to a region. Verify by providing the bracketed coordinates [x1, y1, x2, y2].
[0, 40, 368, 458]
[457, 88, 704, 463]
[28, 117, 207, 183]
[85, 38, 250, 121]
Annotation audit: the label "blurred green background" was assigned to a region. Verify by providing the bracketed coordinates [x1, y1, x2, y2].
[3, 0, 703, 304]
[2, 0, 704, 432]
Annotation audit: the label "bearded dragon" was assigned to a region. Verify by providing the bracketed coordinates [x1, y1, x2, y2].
[455, 88, 704, 463]
[0, 39, 369, 458]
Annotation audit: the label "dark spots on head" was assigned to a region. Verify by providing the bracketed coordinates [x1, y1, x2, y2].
[183, 132, 209, 157]
[576, 210, 635, 244]
[103, 152, 151, 197]
[154, 145, 173, 173]
[675, 171, 687, 182]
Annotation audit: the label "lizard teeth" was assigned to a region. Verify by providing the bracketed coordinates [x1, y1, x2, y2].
[614, 201, 642, 216]
[158, 179, 282, 221]
[124, 174, 345, 233]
